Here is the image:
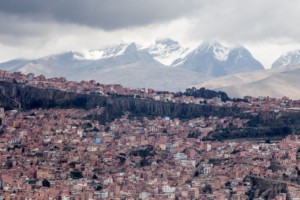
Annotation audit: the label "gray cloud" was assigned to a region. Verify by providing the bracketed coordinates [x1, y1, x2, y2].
[189, 0, 300, 43]
[1, 0, 300, 43]
[0, 0, 201, 30]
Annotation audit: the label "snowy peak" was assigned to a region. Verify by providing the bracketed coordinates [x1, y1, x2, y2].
[197, 40, 229, 61]
[213, 45, 229, 62]
[228, 47, 252, 63]
[155, 38, 180, 47]
[176, 41, 264, 77]
[144, 38, 190, 66]
[73, 43, 136, 61]
[225, 47, 264, 74]
[98, 43, 128, 57]
[272, 50, 300, 69]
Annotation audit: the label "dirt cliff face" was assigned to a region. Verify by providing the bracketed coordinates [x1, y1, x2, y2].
[246, 176, 289, 200]
[0, 81, 243, 122]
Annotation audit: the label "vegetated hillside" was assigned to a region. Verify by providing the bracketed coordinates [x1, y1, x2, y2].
[175, 87, 230, 102]
[0, 81, 243, 123]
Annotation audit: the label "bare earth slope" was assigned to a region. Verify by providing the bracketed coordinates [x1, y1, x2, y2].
[193, 67, 300, 99]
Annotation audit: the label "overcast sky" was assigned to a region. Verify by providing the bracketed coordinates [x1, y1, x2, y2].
[0, 0, 300, 68]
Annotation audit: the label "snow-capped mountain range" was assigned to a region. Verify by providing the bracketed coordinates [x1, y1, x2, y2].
[0, 42, 210, 91]
[73, 39, 191, 66]
[0, 39, 300, 94]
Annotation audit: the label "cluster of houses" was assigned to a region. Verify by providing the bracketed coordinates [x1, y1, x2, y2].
[0, 106, 299, 199]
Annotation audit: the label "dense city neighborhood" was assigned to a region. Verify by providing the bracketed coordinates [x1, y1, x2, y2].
[0, 70, 300, 199]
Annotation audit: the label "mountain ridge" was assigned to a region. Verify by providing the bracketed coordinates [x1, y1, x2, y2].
[0, 42, 212, 91]
[174, 41, 264, 77]
[0, 39, 287, 93]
